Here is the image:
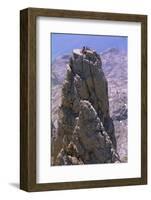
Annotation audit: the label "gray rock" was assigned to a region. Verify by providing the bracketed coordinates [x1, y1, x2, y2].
[52, 48, 118, 165]
[72, 100, 118, 164]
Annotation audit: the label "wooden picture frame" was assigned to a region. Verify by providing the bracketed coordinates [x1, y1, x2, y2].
[20, 7, 147, 192]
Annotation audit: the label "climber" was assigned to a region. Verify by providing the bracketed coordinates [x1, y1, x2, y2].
[81, 46, 86, 54]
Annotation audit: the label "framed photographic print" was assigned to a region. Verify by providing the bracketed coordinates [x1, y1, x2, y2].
[20, 8, 147, 191]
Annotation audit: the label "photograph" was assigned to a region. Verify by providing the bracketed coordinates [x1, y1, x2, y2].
[51, 33, 128, 166]
[20, 8, 147, 191]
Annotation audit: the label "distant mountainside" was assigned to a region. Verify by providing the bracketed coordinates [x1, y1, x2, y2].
[51, 48, 127, 163]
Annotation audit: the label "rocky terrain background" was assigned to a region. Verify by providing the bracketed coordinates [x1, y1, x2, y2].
[51, 47, 127, 165]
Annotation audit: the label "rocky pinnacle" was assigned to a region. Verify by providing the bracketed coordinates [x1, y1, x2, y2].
[52, 47, 119, 165]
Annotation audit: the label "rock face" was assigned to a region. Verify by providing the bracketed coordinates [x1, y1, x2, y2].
[52, 47, 119, 165]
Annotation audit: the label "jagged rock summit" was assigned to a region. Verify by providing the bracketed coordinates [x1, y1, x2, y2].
[52, 47, 119, 165]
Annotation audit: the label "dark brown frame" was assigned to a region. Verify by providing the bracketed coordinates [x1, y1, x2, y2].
[20, 7, 147, 192]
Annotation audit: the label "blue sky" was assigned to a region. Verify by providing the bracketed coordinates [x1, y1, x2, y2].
[51, 33, 127, 61]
